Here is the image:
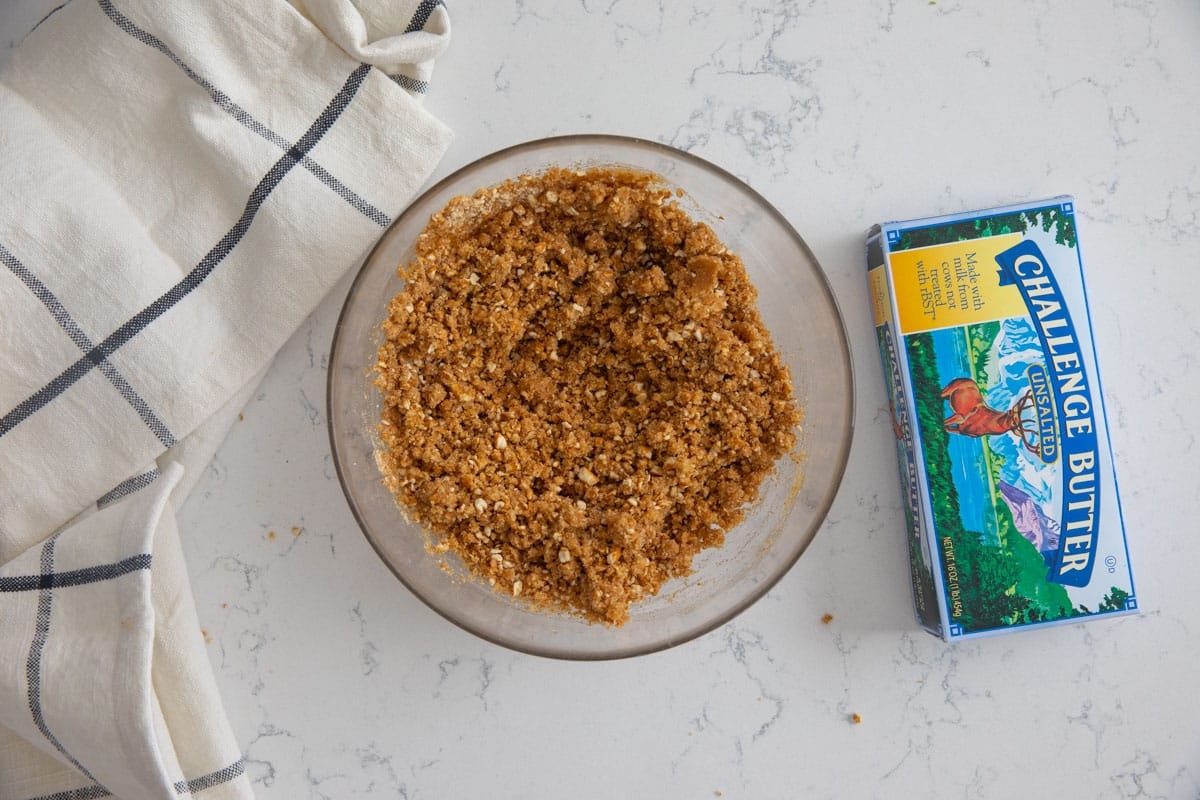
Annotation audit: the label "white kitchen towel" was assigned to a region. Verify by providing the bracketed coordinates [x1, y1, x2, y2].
[0, 0, 452, 797]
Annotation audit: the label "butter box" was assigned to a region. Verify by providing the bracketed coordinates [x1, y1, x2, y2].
[867, 198, 1136, 640]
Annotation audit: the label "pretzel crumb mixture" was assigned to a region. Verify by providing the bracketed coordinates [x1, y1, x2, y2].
[374, 167, 801, 624]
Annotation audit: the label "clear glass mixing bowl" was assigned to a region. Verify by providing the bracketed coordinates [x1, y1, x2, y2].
[327, 135, 853, 659]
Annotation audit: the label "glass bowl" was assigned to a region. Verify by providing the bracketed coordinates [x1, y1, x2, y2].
[327, 135, 853, 660]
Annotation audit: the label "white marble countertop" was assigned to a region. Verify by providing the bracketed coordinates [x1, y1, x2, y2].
[6, 2, 1199, 797]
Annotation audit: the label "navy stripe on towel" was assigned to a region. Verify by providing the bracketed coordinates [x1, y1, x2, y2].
[1, 243, 176, 448]
[98, 0, 389, 227]
[26, 536, 102, 784]
[0, 554, 151, 593]
[405, 0, 445, 32]
[0, 63, 372, 439]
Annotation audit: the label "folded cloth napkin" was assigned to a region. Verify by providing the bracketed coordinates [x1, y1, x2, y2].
[0, 0, 451, 797]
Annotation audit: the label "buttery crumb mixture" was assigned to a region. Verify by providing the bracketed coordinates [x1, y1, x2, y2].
[374, 167, 801, 624]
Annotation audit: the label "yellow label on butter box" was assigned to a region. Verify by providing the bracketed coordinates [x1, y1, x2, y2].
[888, 233, 1025, 334]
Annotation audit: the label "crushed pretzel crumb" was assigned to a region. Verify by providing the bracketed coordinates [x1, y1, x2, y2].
[374, 167, 801, 624]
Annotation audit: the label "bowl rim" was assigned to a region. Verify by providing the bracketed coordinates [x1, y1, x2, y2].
[327, 133, 856, 660]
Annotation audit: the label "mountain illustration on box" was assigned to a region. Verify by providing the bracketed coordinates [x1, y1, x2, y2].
[998, 480, 1060, 563]
[984, 318, 1060, 505]
[961, 317, 1066, 566]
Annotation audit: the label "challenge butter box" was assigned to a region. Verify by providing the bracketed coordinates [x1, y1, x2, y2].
[867, 197, 1136, 640]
